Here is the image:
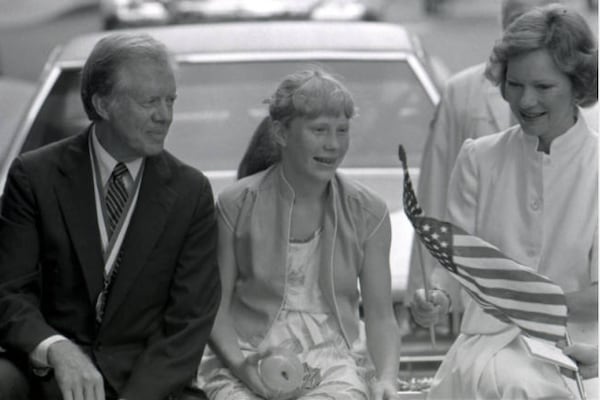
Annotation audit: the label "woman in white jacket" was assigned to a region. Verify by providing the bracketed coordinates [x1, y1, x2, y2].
[411, 4, 598, 399]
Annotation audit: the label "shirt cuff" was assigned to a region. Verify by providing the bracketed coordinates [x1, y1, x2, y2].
[30, 335, 69, 368]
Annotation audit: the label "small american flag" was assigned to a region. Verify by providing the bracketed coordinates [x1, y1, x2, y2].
[399, 145, 567, 343]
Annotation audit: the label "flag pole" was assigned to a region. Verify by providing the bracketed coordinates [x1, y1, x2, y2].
[566, 331, 587, 400]
[399, 145, 437, 348]
[417, 243, 437, 349]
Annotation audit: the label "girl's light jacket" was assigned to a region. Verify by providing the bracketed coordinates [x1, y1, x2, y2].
[216, 164, 389, 348]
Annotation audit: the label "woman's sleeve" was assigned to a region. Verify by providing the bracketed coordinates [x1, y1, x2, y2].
[446, 138, 479, 234]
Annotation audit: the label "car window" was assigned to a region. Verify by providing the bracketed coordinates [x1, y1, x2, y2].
[22, 69, 87, 152]
[20, 59, 434, 171]
[0, 78, 35, 164]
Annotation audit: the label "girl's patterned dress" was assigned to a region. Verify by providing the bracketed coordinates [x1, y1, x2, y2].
[197, 229, 375, 399]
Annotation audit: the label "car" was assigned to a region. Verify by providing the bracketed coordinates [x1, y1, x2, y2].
[0, 21, 445, 309]
[100, 0, 171, 30]
[169, 0, 386, 24]
[99, 0, 387, 29]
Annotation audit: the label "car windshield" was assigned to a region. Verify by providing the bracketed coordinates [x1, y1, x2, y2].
[22, 59, 434, 173]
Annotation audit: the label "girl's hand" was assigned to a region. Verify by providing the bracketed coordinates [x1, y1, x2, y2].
[409, 288, 450, 328]
[231, 354, 271, 398]
[371, 379, 399, 400]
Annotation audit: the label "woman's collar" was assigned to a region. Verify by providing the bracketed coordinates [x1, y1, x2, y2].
[520, 109, 590, 155]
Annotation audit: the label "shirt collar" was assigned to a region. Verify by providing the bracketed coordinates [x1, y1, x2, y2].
[91, 125, 143, 186]
[548, 109, 589, 153]
[520, 108, 590, 157]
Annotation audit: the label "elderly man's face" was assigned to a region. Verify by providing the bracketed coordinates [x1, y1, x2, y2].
[103, 57, 176, 160]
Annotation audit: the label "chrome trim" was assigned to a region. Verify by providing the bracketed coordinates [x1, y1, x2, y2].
[176, 51, 411, 63]
[338, 167, 419, 176]
[59, 50, 412, 66]
[56, 60, 86, 69]
[399, 354, 445, 363]
[407, 54, 440, 105]
[204, 170, 236, 179]
[205, 167, 419, 179]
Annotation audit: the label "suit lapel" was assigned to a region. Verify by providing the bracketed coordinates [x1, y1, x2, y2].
[485, 79, 511, 132]
[100, 153, 177, 326]
[55, 130, 105, 306]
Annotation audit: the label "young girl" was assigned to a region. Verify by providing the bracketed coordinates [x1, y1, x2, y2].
[196, 68, 401, 399]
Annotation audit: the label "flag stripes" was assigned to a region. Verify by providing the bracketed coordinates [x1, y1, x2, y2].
[453, 258, 558, 283]
[453, 265, 566, 302]
[449, 264, 567, 317]
[462, 288, 565, 341]
[398, 145, 567, 343]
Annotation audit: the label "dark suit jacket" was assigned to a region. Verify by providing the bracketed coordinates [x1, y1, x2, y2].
[0, 128, 221, 400]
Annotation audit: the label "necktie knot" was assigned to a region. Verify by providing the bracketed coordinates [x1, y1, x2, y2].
[111, 162, 128, 182]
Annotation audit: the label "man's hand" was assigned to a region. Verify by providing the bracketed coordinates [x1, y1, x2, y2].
[409, 288, 450, 328]
[47, 340, 105, 400]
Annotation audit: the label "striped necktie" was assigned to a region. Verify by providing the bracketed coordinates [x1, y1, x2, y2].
[96, 162, 130, 323]
[105, 162, 129, 238]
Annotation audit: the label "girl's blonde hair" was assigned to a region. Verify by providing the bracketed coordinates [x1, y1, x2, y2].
[267, 67, 355, 127]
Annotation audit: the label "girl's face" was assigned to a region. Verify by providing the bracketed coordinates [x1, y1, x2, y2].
[504, 48, 576, 149]
[279, 113, 350, 185]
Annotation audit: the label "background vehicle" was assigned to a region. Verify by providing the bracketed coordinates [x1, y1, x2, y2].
[100, 0, 387, 29]
[0, 21, 445, 395]
[100, 0, 171, 29]
[1, 21, 443, 305]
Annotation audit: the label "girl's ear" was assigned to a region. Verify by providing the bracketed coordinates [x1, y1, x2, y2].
[271, 120, 288, 147]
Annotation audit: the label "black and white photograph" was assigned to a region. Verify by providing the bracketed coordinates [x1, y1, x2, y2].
[0, 0, 597, 399]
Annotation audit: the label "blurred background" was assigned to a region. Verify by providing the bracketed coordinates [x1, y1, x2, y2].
[0, 0, 596, 83]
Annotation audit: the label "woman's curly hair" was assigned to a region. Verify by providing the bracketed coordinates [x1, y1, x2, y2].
[485, 4, 598, 107]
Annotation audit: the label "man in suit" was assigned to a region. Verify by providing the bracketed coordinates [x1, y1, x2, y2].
[404, 0, 561, 313]
[0, 33, 221, 400]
